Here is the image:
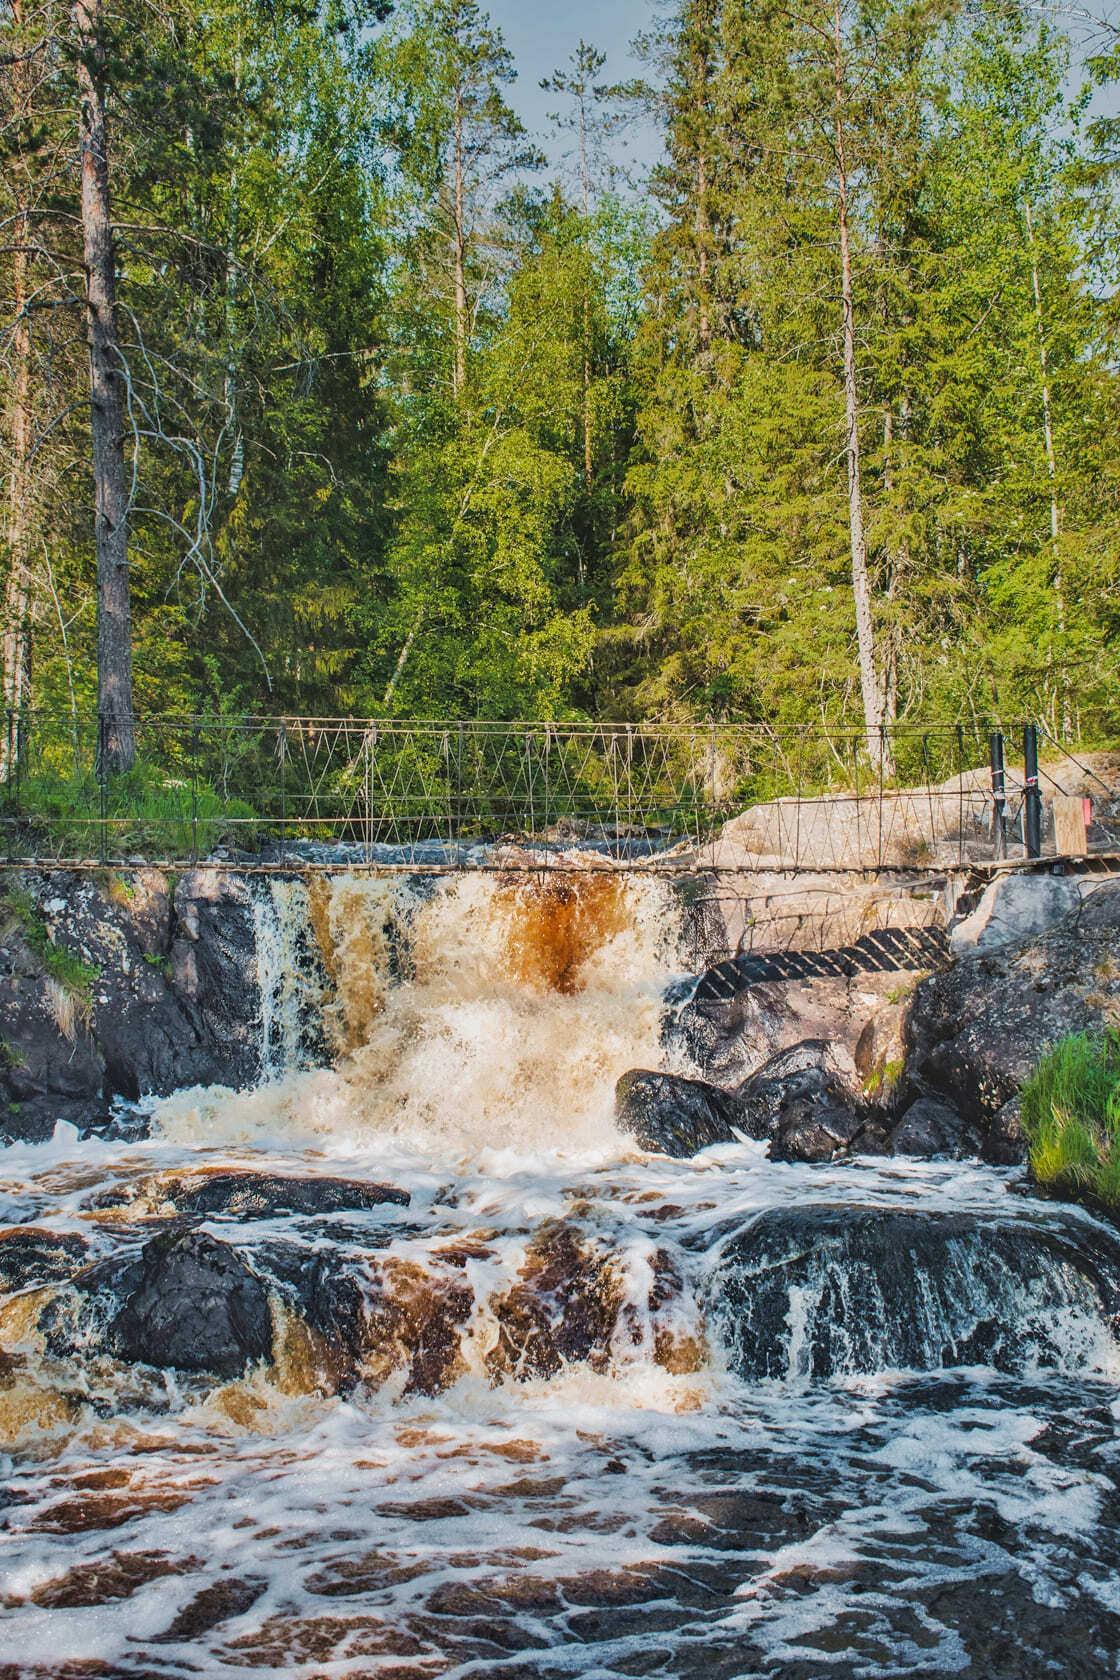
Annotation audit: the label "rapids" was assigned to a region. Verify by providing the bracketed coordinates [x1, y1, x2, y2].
[2, 866, 1120, 1677]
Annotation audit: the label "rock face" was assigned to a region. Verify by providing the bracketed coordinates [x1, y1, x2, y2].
[707, 1203, 1120, 1381]
[109, 1229, 273, 1377]
[0, 868, 261, 1143]
[734, 1042, 880, 1163]
[615, 1069, 738, 1157]
[889, 1097, 975, 1158]
[0, 915, 105, 1141]
[903, 880, 1120, 1162]
[950, 872, 1082, 955]
[165, 1172, 410, 1219]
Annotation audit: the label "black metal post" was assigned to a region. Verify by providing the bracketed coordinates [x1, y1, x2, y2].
[989, 730, 1007, 860]
[1024, 723, 1042, 859]
[278, 722, 287, 841]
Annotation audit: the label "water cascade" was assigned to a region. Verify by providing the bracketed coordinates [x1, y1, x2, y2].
[3, 861, 1120, 1676]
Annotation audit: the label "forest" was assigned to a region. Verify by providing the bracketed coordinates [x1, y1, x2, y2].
[2, 0, 1119, 776]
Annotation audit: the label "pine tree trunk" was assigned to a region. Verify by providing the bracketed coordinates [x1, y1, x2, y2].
[580, 93, 593, 495]
[694, 29, 711, 356]
[74, 0, 134, 771]
[833, 0, 887, 771]
[2, 0, 33, 770]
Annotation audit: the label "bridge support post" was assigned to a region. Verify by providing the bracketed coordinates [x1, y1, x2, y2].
[989, 731, 1007, 860]
[1024, 723, 1042, 858]
[96, 711, 107, 864]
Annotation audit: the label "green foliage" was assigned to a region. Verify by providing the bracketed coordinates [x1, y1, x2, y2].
[12, 765, 257, 858]
[2, 0, 1120, 741]
[1022, 1030, 1120, 1204]
[0, 888, 98, 1012]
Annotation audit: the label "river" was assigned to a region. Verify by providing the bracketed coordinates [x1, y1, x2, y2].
[1, 869, 1119, 1677]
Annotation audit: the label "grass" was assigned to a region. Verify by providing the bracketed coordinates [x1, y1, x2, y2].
[9, 761, 258, 858]
[864, 1057, 904, 1099]
[1, 886, 97, 1022]
[1022, 1030, 1120, 1206]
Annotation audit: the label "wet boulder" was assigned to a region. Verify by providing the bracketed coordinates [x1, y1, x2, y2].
[767, 1078, 875, 1163]
[661, 981, 797, 1091]
[0, 1227, 89, 1292]
[166, 1172, 410, 1219]
[730, 1041, 877, 1162]
[108, 1229, 273, 1377]
[903, 880, 1120, 1161]
[733, 1041, 840, 1139]
[615, 1069, 738, 1157]
[889, 1097, 975, 1159]
[488, 1223, 623, 1381]
[706, 1203, 1120, 1382]
[259, 1247, 473, 1397]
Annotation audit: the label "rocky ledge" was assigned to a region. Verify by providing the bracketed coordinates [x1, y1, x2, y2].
[620, 874, 1120, 1167]
[0, 868, 261, 1143]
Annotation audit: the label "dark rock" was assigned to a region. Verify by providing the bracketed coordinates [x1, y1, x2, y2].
[488, 1223, 622, 1381]
[166, 1172, 410, 1219]
[768, 1083, 868, 1163]
[732, 1040, 843, 1139]
[903, 879, 1120, 1151]
[0, 1227, 89, 1291]
[167, 869, 261, 1090]
[108, 1229, 273, 1377]
[662, 983, 797, 1090]
[707, 1203, 1120, 1381]
[890, 1097, 977, 1159]
[726, 1041, 878, 1163]
[615, 1069, 738, 1157]
[293, 1250, 473, 1396]
[0, 867, 266, 1141]
[983, 1094, 1028, 1167]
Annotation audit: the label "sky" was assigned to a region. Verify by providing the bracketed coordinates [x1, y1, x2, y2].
[484, 0, 662, 177]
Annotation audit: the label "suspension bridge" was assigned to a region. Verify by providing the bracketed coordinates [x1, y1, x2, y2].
[0, 712, 1116, 876]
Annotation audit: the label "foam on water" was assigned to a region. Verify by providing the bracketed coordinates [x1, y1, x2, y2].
[3, 866, 1120, 1674]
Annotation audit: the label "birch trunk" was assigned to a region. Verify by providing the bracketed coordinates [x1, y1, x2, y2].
[1025, 200, 1070, 740]
[75, 0, 134, 771]
[833, 0, 887, 771]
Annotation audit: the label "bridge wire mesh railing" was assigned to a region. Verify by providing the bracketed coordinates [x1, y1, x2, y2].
[0, 712, 1115, 872]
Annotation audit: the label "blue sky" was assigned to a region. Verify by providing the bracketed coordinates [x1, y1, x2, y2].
[484, 0, 661, 175]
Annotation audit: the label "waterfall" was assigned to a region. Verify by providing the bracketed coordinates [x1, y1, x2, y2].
[166, 868, 686, 1159]
[6, 863, 1120, 1675]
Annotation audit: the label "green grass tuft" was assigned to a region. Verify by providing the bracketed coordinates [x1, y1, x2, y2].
[1021, 1030, 1120, 1205]
[0, 886, 98, 1014]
